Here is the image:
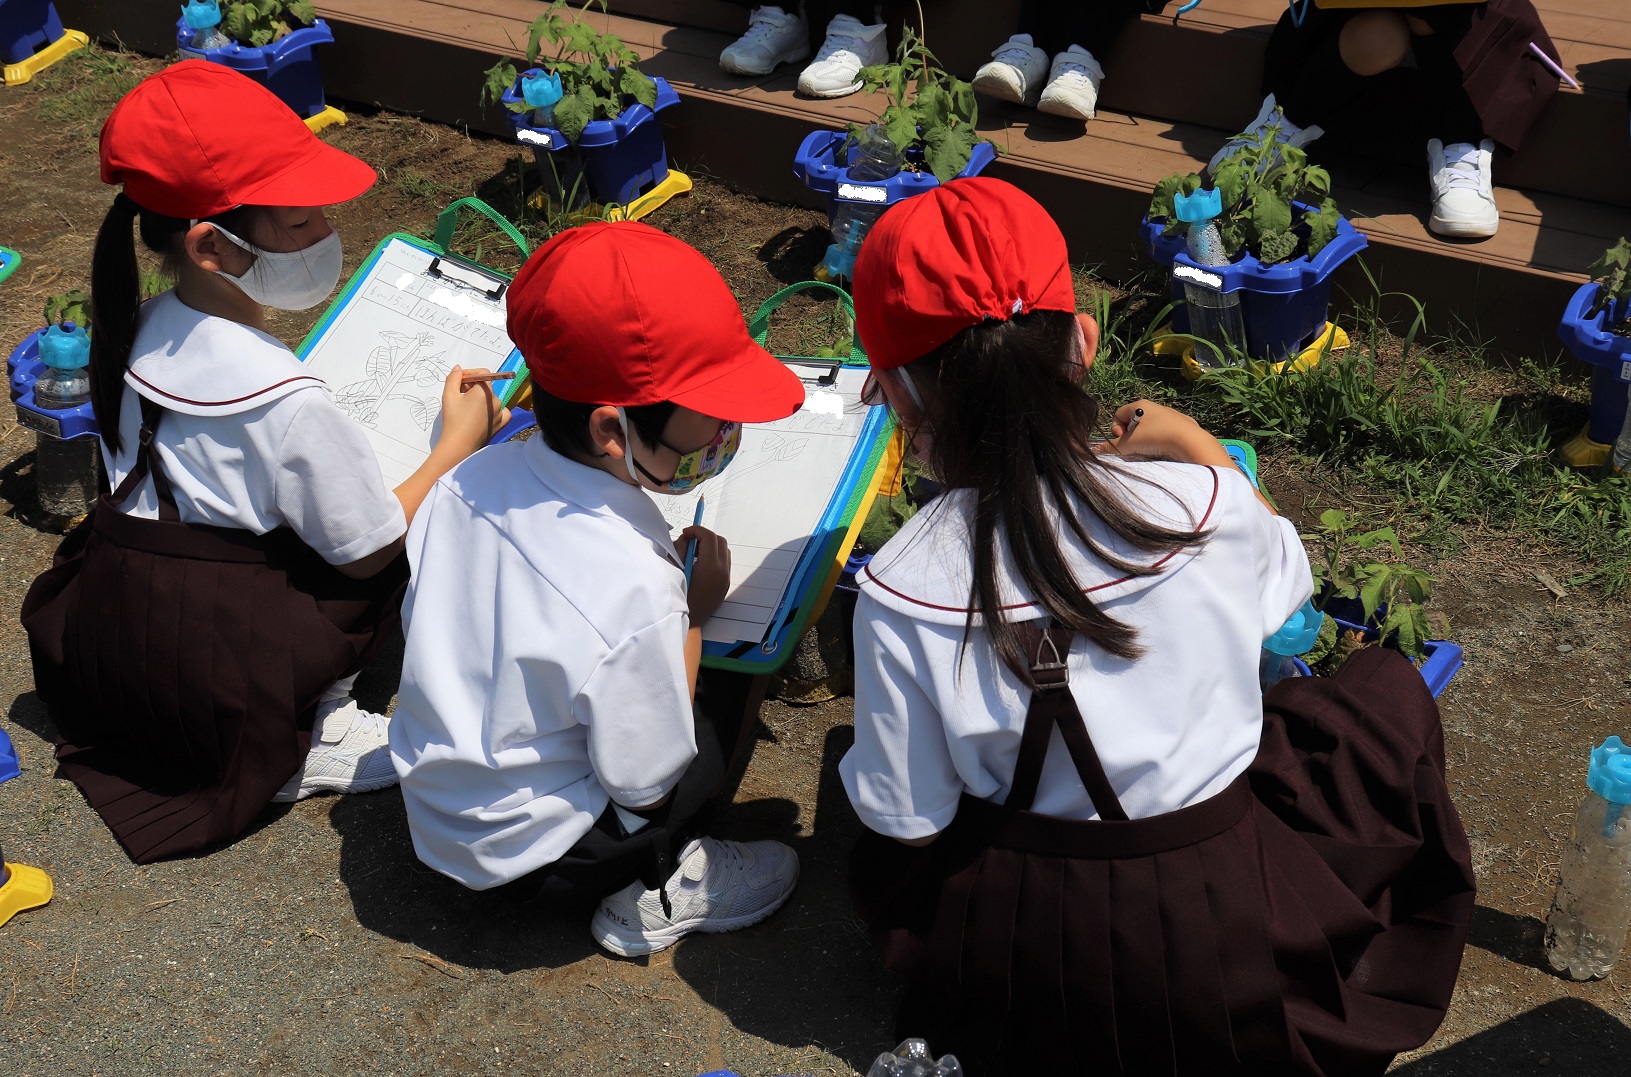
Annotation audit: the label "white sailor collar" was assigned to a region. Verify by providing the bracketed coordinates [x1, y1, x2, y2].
[858, 461, 1222, 626]
[522, 433, 684, 567]
[124, 291, 327, 416]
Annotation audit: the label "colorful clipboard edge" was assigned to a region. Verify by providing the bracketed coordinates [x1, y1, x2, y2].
[0, 247, 20, 287]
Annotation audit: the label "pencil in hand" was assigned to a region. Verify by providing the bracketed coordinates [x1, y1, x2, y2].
[459, 371, 516, 388]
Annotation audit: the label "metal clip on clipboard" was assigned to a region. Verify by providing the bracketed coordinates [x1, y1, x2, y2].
[427, 254, 509, 301]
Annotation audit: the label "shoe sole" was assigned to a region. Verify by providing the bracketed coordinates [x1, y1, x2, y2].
[798, 79, 864, 98]
[1428, 214, 1498, 239]
[971, 71, 1037, 107]
[1037, 95, 1093, 121]
[271, 773, 399, 803]
[590, 863, 801, 957]
[720, 45, 810, 77]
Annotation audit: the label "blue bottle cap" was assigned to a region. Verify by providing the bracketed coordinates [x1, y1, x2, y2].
[1264, 596, 1322, 656]
[1174, 187, 1223, 224]
[1588, 736, 1631, 806]
[521, 70, 564, 109]
[40, 322, 91, 371]
[181, 0, 222, 31]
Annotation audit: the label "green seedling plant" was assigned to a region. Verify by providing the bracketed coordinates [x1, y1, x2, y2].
[44, 290, 90, 328]
[1147, 107, 1341, 265]
[850, 19, 984, 183]
[480, 0, 658, 146]
[220, 1, 317, 47]
[1306, 509, 1433, 660]
[1586, 237, 1631, 328]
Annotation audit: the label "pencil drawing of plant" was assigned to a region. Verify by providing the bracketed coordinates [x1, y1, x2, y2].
[334, 330, 449, 431]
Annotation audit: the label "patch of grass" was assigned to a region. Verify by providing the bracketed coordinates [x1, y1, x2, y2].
[28, 44, 145, 135]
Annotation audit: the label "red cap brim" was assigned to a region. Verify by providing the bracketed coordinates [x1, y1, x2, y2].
[667, 339, 807, 423]
[236, 139, 377, 211]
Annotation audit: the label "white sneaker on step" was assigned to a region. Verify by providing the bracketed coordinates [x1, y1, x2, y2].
[796, 14, 887, 98]
[1208, 92, 1323, 173]
[1427, 138, 1498, 239]
[719, 5, 810, 77]
[590, 836, 799, 957]
[1037, 45, 1104, 121]
[972, 34, 1048, 106]
[272, 699, 397, 802]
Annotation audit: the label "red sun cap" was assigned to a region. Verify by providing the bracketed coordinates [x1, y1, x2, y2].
[852, 177, 1076, 370]
[100, 60, 376, 219]
[507, 221, 806, 423]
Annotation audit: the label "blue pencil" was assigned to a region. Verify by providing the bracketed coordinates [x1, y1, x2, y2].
[683, 496, 706, 586]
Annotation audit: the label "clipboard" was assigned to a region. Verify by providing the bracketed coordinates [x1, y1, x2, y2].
[293, 198, 532, 486]
[0, 247, 19, 287]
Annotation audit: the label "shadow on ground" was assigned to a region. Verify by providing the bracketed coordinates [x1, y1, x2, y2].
[1397, 998, 1631, 1073]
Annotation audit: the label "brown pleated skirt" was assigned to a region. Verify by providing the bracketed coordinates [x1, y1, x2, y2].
[21, 496, 407, 864]
[850, 646, 1475, 1076]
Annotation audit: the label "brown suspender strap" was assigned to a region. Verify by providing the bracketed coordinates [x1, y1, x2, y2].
[1008, 621, 1130, 822]
[108, 398, 181, 523]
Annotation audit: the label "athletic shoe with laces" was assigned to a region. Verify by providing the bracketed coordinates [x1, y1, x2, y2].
[796, 14, 887, 98]
[972, 34, 1048, 106]
[272, 698, 398, 802]
[1037, 45, 1104, 121]
[719, 5, 810, 77]
[591, 836, 799, 957]
[1427, 137, 1498, 239]
[1207, 93, 1324, 174]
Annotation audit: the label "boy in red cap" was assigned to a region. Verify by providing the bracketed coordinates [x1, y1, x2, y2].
[840, 177, 1472, 1074]
[22, 62, 507, 864]
[391, 221, 806, 956]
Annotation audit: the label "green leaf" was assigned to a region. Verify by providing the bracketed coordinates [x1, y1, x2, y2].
[1358, 569, 1388, 625]
[618, 67, 657, 109]
[1212, 160, 1248, 213]
[1305, 199, 1341, 258]
[287, 0, 317, 25]
[1257, 230, 1298, 265]
[480, 59, 519, 109]
[923, 124, 976, 183]
[552, 88, 593, 144]
[883, 108, 919, 161]
[1247, 194, 1293, 244]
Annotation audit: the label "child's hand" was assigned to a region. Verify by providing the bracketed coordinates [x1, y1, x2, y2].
[435, 366, 510, 460]
[675, 525, 731, 624]
[1102, 400, 1232, 467]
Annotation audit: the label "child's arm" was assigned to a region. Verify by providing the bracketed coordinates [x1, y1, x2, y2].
[673, 525, 731, 698]
[1103, 400, 1280, 518]
[337, 366, 508, 579]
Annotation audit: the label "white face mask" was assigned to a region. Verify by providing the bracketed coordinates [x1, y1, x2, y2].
[209, 224, 344, 311]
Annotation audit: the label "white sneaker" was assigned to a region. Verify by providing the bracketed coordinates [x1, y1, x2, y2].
[796, 14, 887, 98]
[271, 699, 397, 802]
[972, 33, 1048, 106]
[590, 837, 799, 957]
[1208, 93, 1324, 173]
[1427, 138, 1498, 239]
[719, 5, 810, 77]
[1037, 45, 1104, 121]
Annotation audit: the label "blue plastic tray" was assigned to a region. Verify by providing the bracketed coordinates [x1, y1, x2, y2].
[501, 71, 679, 208]
[175, 18, 334, 119]
[793, 128, 996, 224]
[9, 327, 96, 439]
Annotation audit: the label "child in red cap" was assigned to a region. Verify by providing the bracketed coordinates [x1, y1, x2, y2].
[21, 62, 507, 864]
[391, 221, 805, 957]
[840, 177, 1473, 1075]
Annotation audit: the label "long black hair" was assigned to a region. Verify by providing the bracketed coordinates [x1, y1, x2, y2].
[902, 308, 1209, 684]
[88, 194, 262, 454]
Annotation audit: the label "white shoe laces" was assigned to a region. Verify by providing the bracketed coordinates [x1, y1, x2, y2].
[1436, 143, 1483, 191]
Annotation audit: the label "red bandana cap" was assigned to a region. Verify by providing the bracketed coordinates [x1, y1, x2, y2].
[507, 221, 806, 423]
[100, 60, 376, 219]
[852, 177, 1076, 370]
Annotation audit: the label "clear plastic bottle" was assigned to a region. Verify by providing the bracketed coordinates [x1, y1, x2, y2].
[866, 1039, 963, 1077]
[1544, 735, 1631, 980]
[846, 123, 902, 181]
[33, 320, 91, 411]
[182, 0, 232, 51]
[32, 320, 98, 519]
[1610, 382, 1631, 475]
[1173, 187, 1246, 369]
[818, 126, 902, 282]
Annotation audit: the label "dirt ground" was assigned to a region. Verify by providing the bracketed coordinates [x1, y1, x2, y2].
[2, 48, 1630, 1076]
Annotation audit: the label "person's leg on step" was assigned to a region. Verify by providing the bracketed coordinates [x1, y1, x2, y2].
[1409, 8, 1498, 239]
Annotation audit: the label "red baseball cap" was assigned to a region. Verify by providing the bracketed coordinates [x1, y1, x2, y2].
[852, 177, 1076, 370]
[507, 222, 805, 423]
[100, 60, 376, 219]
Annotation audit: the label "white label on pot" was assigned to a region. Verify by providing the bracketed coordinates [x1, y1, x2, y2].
[1621, 360, 1631, 382]
[1172, 263, 1224, 291]
[517, 129, 553, 148]
[838, 183, 888, 203]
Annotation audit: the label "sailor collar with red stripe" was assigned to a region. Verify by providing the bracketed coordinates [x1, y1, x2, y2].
[858, 461, 1222, 626]
[124, 291, 326, 416]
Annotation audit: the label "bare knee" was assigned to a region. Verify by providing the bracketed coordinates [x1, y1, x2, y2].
[1338, 11, 1411, 76]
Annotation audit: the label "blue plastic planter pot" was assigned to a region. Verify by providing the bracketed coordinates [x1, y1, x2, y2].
[0, 0, 63, 64]
[1313, 594, 1462, 698]
[793, 129, 997, 225]
[175, 17, 335, 120]
[9, 325, 44, 400]
[1558, 281, 1631, 445]
[501, 71, 679, 209]
[1140, 205, 1368, 364]
[9, 326, 96, 439]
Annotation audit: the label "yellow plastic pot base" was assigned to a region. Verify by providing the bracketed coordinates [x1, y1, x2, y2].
[0, 863, 53, 927]
[1153, 321, 1350, 381]
[303, 105, 347, 135]
[3, 29, 90, 86]
[1560, 425, 1612, 470]
[527, 169, 693, 225]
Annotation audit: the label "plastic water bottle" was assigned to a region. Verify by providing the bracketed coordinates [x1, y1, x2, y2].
[34, 321, 90, 410]
[521, 69, 563, 128]
[31, 321, 99, 518]
[818, 126, 901, 283]
[1544, 735, 1631, 980]
[846, 124, 901, 182]
[1260, 596, 1322, 690]
[1173, 188, 1246, 369]
[1610, 381, 1631, 475]
[867, 1039, 963, 1077]
[182, 1, 232, 51]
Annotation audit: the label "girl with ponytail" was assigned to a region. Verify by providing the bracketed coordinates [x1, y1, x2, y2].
[22, 61, 508, 863]
[839, 178, 1474, 1076]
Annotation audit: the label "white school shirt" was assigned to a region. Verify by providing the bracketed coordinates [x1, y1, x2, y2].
[839, 460, 1314, 839]
[389, 436, 698, 890]
[102, 291, 405, 565]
